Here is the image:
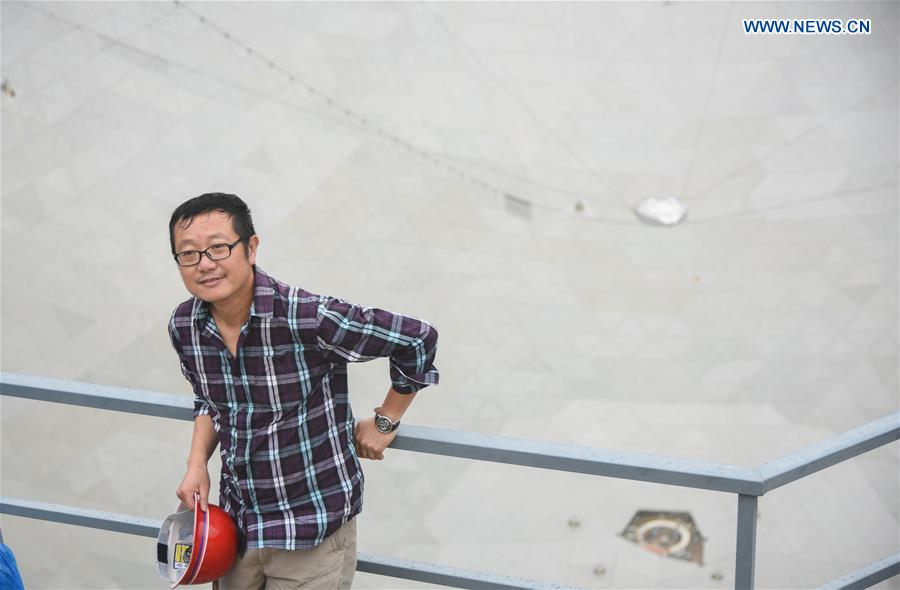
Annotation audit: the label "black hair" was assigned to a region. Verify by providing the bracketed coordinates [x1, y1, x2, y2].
[169, 192, 256, 255]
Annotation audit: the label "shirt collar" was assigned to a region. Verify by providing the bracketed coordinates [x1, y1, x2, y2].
[191, 265, 274, 328]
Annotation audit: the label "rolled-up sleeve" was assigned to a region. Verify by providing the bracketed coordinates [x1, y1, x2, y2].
[315, 295, 439, 394]
[168, 314, 211, 419]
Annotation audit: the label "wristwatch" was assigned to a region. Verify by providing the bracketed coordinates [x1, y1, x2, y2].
[374, 408, 400, 434]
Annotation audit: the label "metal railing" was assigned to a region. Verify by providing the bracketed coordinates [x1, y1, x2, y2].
[1, 372, 898, 589]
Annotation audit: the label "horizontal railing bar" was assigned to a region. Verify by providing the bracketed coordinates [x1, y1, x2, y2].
[817, 553, 900, 590]
[757, 413, 900, 493]
[3, 374, 897, 496]
[4, 373, 899, 590]
[0, 372, 764, 495]
[393, 424, 764, 495]
[0, 497, 574, 590]
[357, 553, 578, 590]
[1, 497, 161, 538]
[0, 372, 193, 421]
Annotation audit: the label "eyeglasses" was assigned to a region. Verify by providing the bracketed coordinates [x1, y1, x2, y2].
[174, 239, 243, 267]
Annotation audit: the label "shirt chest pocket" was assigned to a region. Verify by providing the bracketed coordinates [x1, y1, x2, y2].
[242, 346, 306, 407]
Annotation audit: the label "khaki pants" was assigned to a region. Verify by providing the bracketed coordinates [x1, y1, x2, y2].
[214, 518, 357, 590]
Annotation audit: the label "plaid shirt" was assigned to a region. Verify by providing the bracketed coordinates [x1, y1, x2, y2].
[168, 266, 439, 551]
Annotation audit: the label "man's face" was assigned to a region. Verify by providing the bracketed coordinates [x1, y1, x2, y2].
[172, 211, 258, 306]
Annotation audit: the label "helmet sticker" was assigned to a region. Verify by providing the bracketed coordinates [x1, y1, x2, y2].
[174, 543, 192, 570]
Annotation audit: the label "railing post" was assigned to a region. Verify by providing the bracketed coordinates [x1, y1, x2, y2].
[735, 494, 758, 589]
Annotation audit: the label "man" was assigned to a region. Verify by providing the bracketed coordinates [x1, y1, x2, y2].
[167, 193, 439, 589]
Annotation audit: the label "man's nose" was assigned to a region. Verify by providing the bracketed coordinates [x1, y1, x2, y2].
[197, 253, 218, 271]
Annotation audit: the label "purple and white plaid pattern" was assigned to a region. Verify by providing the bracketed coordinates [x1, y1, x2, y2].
[168, 266, 439, 550]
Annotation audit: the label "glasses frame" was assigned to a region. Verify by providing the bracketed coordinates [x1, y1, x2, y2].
[173, 238, 244, 267]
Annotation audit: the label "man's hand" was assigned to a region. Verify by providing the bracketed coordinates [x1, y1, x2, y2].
[176, 462, 210, 511]
[355, 417, 396, 460]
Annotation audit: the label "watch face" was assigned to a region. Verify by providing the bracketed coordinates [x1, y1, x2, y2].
[375, 415, 393, 433]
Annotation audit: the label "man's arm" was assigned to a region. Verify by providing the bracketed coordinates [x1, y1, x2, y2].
[168, 313, 212, 419]
[315, 295, 440, 395]
[314, 295, 440, 460]
[168, 312, 217, 509]
[176, 415, 218, 511]
[355, 387, 417, 460]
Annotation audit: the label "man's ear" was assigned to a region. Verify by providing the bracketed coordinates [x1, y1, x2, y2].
[248, 235, 260, 264]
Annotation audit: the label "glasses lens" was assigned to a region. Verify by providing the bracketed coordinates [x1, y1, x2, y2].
[177, 252, 201, 266]
[207, 244, 233, 261]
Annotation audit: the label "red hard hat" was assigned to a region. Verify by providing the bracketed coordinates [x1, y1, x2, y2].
[156, 494, 238, 588]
